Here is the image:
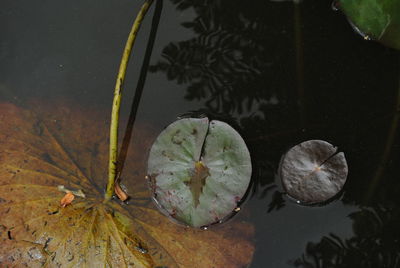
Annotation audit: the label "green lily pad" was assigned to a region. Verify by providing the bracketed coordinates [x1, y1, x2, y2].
[338, 0, 400, 49]
[147, 118, 252, 228]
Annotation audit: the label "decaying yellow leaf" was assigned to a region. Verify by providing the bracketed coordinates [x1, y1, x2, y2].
[0, 99, 255, 267]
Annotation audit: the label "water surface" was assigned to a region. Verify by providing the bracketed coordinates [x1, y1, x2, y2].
[1, 0, 400, 267]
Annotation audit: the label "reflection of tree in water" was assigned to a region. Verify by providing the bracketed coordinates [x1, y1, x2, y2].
[150, 0, 299, 204]
[150, 0, 296, 115]
[293, 206, 400, 268]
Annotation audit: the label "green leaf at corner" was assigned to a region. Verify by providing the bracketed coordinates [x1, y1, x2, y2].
[147, 118, 252, 228]
[339, 0, 400, 49]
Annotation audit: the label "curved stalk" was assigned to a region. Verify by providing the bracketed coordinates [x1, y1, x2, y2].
[105, 0, 154, 202]
[117, 0, 163, 180]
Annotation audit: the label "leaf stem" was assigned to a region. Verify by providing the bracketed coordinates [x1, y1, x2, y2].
[105, 0, 154, 202]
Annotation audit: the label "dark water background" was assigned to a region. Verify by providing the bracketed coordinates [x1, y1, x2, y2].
[1, 0, 400, 267]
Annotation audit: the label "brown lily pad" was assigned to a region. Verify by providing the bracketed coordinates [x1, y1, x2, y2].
[0, 99, 255, 267]
[279, 140, 348, 204]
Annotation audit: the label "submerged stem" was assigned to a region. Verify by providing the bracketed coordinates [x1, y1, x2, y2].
[105, 0, 154, 202]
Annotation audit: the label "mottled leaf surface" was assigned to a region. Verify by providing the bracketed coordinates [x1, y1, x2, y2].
[339, 0, 400, 49]
[147, 118, 252, 227]
[0, 100, 255, 267]
[280, 140, 348, 204]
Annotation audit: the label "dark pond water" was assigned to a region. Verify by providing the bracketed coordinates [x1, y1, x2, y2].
[1, 0, 400, 267]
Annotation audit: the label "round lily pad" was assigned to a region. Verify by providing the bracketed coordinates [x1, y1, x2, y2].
[147, 117, 252, 228]
[279, 140, 348, 204]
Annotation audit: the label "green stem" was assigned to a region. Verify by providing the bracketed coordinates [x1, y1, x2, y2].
[105, 0, 154, 202]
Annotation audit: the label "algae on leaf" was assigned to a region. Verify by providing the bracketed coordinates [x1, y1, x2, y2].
[339, 0, 400, 49]
[0, 100, 255, 267]
[147, 118, 252, 228]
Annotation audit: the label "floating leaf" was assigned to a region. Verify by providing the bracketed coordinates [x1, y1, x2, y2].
[0, 100, 254, 267]
[279, 140, 348, 204]
[338, 0, 400, 49]
[147, 118, 252, 227]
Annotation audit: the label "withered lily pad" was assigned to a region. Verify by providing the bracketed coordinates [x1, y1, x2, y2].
[0, 101, 255, 267]
[147, 118, 252, 228]
[279, 140, 348, 204]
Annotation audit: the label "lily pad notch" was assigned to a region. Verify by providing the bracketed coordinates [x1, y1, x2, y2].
[147, 117, 252, 228]
[279, 140, 348, 204]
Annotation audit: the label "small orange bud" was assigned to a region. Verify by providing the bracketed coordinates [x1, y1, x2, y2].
[60, 192, 75, 207]
[115, 183, 129, 201]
